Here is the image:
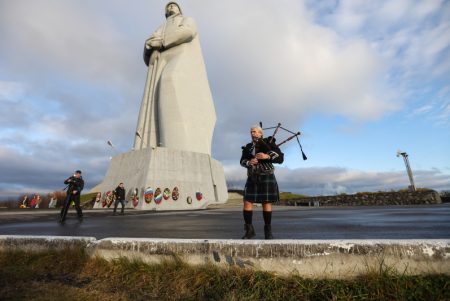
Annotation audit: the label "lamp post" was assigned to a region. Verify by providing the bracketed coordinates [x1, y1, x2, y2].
[107, 140, 116, 160]
[396, 150, 416, 192]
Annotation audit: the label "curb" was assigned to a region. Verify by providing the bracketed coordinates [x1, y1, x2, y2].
[1, 235, 449, 278]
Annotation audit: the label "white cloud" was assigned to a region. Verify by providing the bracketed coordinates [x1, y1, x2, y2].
[410, 105, 434, 116]
[436, 103, 450, 126]
[226, 165, 450, 196]
[0, 81, 27, 103]
[198, 1, 395, 125]
[412, 0, 443, 19]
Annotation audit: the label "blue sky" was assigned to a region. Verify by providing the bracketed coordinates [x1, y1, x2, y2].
[0, 0, 449, 198]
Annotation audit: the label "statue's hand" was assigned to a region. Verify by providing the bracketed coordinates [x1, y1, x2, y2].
[146, 38, 163, 50]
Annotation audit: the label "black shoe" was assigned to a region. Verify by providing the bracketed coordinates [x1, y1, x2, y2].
[242, 224, 256, 239]
[264, 224, 273, 239]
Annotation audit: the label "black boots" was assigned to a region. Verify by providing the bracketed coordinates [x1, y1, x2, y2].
[242, 224, 273, 239]
[264, 225, 273, 239]
[242, 224, 256, 239]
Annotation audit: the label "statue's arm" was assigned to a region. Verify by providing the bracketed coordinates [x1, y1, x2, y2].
[143, 26, 164, 66]
[163, 17, 197, 49]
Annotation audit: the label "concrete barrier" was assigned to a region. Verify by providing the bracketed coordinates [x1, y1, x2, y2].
[1, 235, 449, 278]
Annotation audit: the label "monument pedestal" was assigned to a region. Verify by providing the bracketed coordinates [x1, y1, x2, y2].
[91, 147, 227, 210]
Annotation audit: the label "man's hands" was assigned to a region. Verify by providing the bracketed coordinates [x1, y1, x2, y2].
[255, 153, 270, 160]
[249, 153, 270, 165]
[249, 158, 258, 166]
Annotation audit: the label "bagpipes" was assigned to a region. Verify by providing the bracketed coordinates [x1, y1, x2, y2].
[257, 122, 307, 160]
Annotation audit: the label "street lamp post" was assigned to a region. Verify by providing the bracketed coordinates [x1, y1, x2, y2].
[107, 140, 116, 160]
[396, 150, 416, 192]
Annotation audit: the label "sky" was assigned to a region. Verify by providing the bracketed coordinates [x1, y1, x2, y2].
[0, 0, 449, 198]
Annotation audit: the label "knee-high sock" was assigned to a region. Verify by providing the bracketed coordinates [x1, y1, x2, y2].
[243, 210, 253, 224]
[263, 211, 272, 225]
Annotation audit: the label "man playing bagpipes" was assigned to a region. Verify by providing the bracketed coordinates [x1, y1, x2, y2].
[240, 123, 307, 239]
[240, 125, 284, 239]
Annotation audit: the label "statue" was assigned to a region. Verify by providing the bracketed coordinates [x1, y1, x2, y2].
[134, 2, 216, 155]
[92, 2, 227, 210]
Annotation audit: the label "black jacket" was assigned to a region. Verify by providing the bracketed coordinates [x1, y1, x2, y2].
[115, 186, 126, 200]
[64, 176, 84, 195]
[240, 137, 284, 175]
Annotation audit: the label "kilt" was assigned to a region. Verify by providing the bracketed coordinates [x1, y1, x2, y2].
[243, 173, 279, 203]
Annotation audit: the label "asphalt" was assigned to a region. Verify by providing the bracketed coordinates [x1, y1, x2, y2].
[0, 204, 449, 240]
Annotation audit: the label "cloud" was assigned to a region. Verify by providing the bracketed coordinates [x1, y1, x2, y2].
[226, 165, 450, 196]
[0, 81, 27, 102]
[410, 105, 434, 117]
[199, 1, 396, 125]
[0, 143, 109, 199]
[320, 0, 450, 125]
[436, 103, 450, 126]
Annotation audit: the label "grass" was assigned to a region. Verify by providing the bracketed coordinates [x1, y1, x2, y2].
[80, 192, 98, 203]
[1, 248, 449, 300]
[279, 192, 309, 200]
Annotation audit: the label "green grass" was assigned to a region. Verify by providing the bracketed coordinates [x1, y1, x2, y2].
[80, 192, 97, 203]
[79, 192, 98, 207]
[279, 192, 309, 200]
[1, 248, 449, 300]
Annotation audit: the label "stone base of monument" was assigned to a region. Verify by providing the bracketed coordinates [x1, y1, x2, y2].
[91, 147, 227, 210]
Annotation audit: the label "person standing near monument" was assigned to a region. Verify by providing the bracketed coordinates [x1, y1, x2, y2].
[135, 2, 216, 155]
[240, 126, 284, 239]
[113, 182, 126, 215]
[59, 170, 84, 223]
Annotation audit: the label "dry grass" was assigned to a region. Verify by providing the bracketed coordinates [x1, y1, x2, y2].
[1, 248, 449, 300]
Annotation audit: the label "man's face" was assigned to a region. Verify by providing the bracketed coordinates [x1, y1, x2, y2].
[74, 173, 81, 178]
[120, 183, 124, 188]
[251, 128, 262, 141]
[166, 3, 180, 16]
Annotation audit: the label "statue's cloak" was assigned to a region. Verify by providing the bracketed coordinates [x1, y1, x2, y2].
[135, 14, 216, 155]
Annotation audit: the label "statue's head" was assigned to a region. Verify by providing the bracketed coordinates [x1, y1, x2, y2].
[165, 2, 182, 18]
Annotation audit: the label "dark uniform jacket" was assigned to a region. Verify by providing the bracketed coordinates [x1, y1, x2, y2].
[115, 186, 126, 200]
[240, 137, 284, 177]
[64, 176, 84, 195]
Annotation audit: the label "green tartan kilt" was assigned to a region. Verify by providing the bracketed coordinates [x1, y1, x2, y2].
[244, 173, 279, 203]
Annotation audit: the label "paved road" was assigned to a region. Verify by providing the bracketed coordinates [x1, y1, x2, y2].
[0, 204, 449, 240]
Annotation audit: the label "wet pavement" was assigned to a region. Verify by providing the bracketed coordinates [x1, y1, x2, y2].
[0, 204, 449, 240]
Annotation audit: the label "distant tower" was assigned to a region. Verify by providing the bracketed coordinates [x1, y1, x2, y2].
[396, 150, 416, 192]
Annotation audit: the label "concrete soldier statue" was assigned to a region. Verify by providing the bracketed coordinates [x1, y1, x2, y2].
[135, 2, 216, 155]
[92, 2, 227, 210]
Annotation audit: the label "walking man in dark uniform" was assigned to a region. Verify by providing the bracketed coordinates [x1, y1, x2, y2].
[59, 170, 84, 223]
[113, 182, 126, 215]
[240, 125, 284, 239]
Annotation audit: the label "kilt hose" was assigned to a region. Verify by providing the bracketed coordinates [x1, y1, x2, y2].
[243, 173, 279, 203]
